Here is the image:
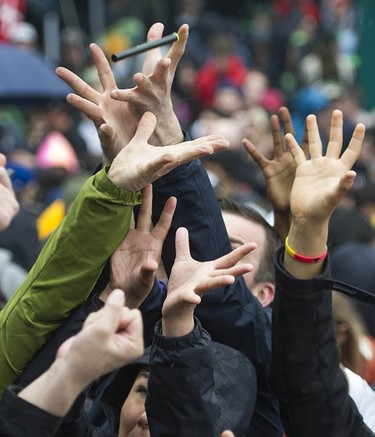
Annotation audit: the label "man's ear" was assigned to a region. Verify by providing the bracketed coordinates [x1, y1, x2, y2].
[252, 282, 275, 308]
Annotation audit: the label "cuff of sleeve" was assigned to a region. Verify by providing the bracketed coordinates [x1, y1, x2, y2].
[152, 159, 202, 187]
[274, 245, 331, 300]
[153, 317, 210, 351]
[93, 167, 143, 204]
[0, 386, 63, 434]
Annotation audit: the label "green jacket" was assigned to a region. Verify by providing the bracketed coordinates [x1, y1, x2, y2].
[0, 168, 142, 396]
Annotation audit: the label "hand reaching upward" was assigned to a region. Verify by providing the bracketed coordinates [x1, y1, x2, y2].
[0, 154, 19, 232]
[162, 227, 256, 337]
[103, 184, 176, 309]
[56, 23, 189, 165]
[243, 107, 308, 239]
[107, 111, 230, 192]
[287, 110, 365, 225]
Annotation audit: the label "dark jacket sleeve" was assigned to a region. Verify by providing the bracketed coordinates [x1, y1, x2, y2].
[146, 318, 221, 437]
[0, 386, 63, 436]
[272, 246, 375, 437]
[152, 159, 282, 437]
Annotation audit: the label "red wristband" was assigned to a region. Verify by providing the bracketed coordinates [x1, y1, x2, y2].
[285, 236, 327, 264]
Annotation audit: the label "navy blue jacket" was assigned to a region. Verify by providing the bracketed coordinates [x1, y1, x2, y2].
[151, 159, 282, 437]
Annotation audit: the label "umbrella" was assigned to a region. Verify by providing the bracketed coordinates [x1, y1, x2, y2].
[0, 44, 72, 104]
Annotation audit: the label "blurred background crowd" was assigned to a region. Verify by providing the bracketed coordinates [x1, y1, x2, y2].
[1, 0, 375, 388]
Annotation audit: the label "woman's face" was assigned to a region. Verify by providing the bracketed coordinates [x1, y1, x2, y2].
[118, 368, 150, 437]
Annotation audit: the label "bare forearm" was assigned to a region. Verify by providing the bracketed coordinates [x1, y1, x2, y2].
[18, 360, 87, 417]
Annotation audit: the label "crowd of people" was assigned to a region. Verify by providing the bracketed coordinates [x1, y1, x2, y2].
[0, 0, 375, 436]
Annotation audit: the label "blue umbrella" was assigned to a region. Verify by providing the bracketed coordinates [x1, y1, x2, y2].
[0, 44, 72, 104]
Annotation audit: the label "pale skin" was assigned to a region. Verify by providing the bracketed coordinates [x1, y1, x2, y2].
[161, 227, 256, 337]
[243, 106, 308, 240]
[0, 153, 19, 232]
[18, 289, 144, 418]
[101, 184, 177, 309]
[56, 23, 188, 164]
[284, 109, 366, 279]
[106, 111, 230, 192]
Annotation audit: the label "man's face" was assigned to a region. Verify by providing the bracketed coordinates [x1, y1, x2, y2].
[222, 211, 266, 293]
[118, 369, 150, 437]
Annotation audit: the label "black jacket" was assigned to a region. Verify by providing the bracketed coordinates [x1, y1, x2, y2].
[272, 247, 375, 437]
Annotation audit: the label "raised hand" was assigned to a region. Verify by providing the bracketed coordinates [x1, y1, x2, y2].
[56, 289, 143, 383]
[0, 154, 19, 232]
[103, 184, 176, 309]
[56, 22, 189, 165]
[56, 44, 137, 164]
[287, 110, 365, 225]
[243, 107, 308, 239]
[110, 22, 189, 146]
[19, 289, 143, 417]
[284, 110, 365, 278]
[107, 111, 230, 192]
[162, 227, 256, 337]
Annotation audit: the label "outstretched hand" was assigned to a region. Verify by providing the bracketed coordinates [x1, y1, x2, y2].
[56, 23, 189, 164]
[286, 110, 365, 225]
[162, 227, 256, 337]
[243, 107, 308, 239]
[104, 184, 176, 309]
[0, 154, 19, 232]
[107, 111, 230, 192]
[111, 22, 189, 146]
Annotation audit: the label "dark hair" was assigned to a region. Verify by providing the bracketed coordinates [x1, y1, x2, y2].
[220, 197, 280, 285]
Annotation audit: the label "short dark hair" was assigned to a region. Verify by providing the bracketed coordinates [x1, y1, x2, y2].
[219, 198, 280, 285]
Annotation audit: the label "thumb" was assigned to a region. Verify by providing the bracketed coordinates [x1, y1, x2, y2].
[96, 289, 126, 333]
[132, 112, 157, 144]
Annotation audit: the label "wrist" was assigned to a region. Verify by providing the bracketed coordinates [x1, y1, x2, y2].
[151, 112, 184, 146]
[162, 313, 195, 338]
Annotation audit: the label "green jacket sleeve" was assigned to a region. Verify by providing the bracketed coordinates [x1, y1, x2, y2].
[0, 168, 142, 396]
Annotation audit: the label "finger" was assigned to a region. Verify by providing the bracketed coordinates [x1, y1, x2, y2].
[301, 120, 309, 159]
[0, 153, 6, 167]
[153, 196, 177, 241]
[146, 57, 171, 85]
[166, 23, 189, 73]
[243, 138, 270, 170]
[174, 227, 192, 260]
[285, 133, 306, 166]
[96, 288, 126, 332]
[138, 260, 158, 287]
[90, 43, 117, 91]
[141, 22, 165, 75]
[137, 184, 153, 232]
[132, 111, 157, 143]
[340, 123, 365, 169]
[326, 109, 343, 159]
[212, 263, 254, 278]
[67, 93, 104, 126]
[328, 170, 357, 205]
[279, 106, 295, 136]
[221, 431, 236, 437]
[195, 275, 238, 294]
[306, 114, 323, 159]
[116, 308, 144, 349]
[0, 167, 14, 190]
[214, 242, 257, 269]
[270, 114, 284, 156]
[56, 66, 100, 103]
